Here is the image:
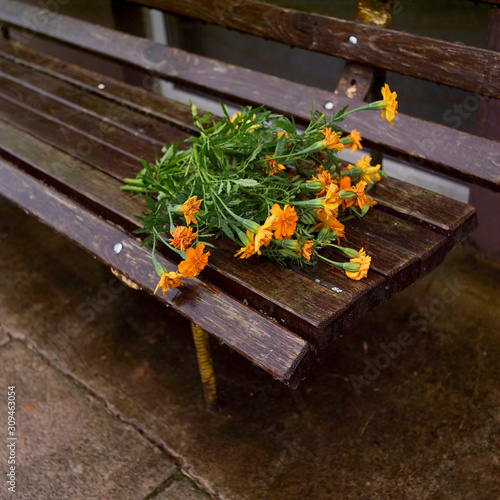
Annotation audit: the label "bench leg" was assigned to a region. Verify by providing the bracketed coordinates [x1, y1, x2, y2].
[191, 323, 218, 410]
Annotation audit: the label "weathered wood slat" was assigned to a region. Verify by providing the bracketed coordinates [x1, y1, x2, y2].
[0, 93, 141, 181]
[0, 156, 315, 388]
[124, 0, 500, 97]
[0, 42, 198, 133]
[369, 177, 477, 244]
[1, 17, 498, 190]
[0, 54, 183, 145]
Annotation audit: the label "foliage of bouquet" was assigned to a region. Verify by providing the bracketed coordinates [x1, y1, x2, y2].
[122, 84, 398, 296]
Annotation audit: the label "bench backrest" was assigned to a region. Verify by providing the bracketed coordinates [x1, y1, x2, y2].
[1, 0, 499, 190]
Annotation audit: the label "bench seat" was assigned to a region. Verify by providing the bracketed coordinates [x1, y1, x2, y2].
[0, 35, 477, 386]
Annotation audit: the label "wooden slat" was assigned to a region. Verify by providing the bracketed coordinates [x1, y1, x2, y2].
[0, 54, 183, 145]
[0, 42, 198, 133]
[123, 0, 500, 97]
[0, 156, 315, 388]
[369, 177, 477, 244]
[1, 25, 498, 191]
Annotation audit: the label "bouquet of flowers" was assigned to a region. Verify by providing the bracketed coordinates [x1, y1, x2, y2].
[122, 84, 398, 296]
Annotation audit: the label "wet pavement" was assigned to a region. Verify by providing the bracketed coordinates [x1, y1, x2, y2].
[0, 197, 498, 500]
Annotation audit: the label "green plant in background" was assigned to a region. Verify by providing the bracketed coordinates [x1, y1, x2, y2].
[122, 84, 398, 295]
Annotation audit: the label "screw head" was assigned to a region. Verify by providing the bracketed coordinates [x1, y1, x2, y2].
[112, 243, 123, 254]
[98, 83, 106, 90]
[324, 101, 334, 110]
[348, 35, 358, 45]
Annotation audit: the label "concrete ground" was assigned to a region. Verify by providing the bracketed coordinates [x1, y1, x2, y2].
[0, 197, 498, 500]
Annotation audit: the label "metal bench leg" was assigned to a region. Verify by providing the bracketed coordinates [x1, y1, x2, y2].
[191, 323, 218, 410]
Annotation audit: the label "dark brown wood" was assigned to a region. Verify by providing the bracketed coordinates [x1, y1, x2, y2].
[0, 0, 483, 383]
[470, 6, 500, 262]
[1, 38, 498, 191]
[0, 118, 379, 347]
[334, 61, 375, 101]
[0, 42, 199, 134]
[0, 156, 315, 388]
[369, 177, 477, 244]
[121, 0, 500, 97]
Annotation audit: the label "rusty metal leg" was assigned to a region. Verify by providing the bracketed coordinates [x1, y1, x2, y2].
[191, 323, 218, 410]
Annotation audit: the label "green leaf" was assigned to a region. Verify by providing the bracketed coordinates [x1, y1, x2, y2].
[145, 195, 156, 212]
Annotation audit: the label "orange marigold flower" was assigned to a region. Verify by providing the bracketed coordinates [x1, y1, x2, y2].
[319, 128, 344, 152]
[381, 83, 398, 126]
[263, 155, 286, 175]
[234, 231, 258, 259]
[154, 271, 184, 296]
[345, 248, 372, 280]
[339, 176, 355, 209]
[354, 155, 382, 184]
[178, 242, 210, 279]
[270, 204, 298, 240]
[347, 129, 363, 153]
[254, 214, 277, 252]
[300, 240, 314, 261]
[313, 210, 345, 238]
[169, 226, 198, 252]
[352, 180, 374, 209]
[309, 167, 334, 197]
[178, 196, 203, 225]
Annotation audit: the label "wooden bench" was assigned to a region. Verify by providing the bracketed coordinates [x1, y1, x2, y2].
[0, 0, 497, 404]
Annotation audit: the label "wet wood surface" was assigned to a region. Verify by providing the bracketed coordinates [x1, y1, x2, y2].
[0, 3, 481, 381]
[0, 46, 477, 348]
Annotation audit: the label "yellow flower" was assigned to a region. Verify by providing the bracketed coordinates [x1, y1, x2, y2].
[169, 226, 198, 252]
[351, 155, 382, 184]
[319, 128, 344, 152]
[381, 83, 398, 126]
[154, 271, 184, 296]
[231, 112, 259, 132]
[345, 248, 371, 280]
[234, 231, 258, 259]
[177, 196, 203, 225]
[178, 242, 210, 279]
[323, 183, 341, 216]
[263, 155, 286, 175]
[347, 129, 363, 153]
[270, 204, 298, 240]
[254, 214, 277, 252]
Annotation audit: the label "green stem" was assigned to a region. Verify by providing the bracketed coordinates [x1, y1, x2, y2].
[120, 185, 157, 193]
